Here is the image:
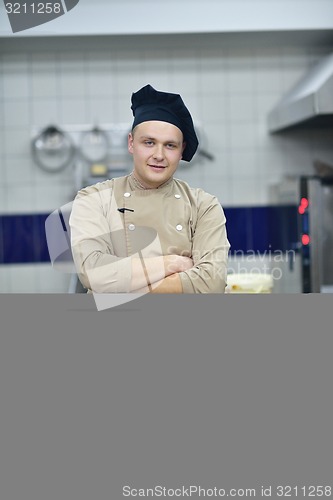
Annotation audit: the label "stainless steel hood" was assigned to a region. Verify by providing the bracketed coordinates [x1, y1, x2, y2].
[268, 52, 333, 133]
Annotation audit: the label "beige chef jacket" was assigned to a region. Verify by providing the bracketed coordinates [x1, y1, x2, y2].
[69, 174, 230, 293]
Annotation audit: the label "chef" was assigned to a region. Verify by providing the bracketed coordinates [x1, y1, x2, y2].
[69, 84, 230, 293]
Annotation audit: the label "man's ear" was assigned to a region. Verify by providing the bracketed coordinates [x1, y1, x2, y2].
[128, 132, 134, 154]
[181, 142, 186, 158]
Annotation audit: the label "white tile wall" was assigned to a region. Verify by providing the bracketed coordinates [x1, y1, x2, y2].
[0, 263, 72, 293]
[0, 185, 6, 212]
[2, 57, 30, 100]
[5, 157, 35, 184]
[58, 53, 87, 98]
[34, 264, 73, 293]
[5, 183, 35, 213]
[4, 99, 31, 127]
[31, 98, 60, 125]
[0, 37, 333, 292]
[0, 135, 6, 186]
[0, 266, 10, 293]
[59, 97, 89, 124]
[31, 58, 59, 99]
[3, 128, 31, 157]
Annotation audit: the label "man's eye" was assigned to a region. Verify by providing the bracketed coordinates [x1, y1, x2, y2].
[167, 144, 176, 148]
[144, 141, 154, 146]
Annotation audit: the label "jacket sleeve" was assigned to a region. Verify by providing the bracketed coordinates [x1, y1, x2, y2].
[69, 185, 134, 293]
[178, 191, 230, 293]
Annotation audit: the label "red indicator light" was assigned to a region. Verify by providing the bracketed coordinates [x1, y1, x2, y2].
[298, 206, 305, 214]
[302, 234, 310, 245]
[300, 197, 309, 208]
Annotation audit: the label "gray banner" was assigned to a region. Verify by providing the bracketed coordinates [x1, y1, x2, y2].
[0, 294, 332, 500]
[3, 0, 80, 33]
[63, 0, 79, 12]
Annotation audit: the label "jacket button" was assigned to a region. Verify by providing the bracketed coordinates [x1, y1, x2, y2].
[174, 194, 181, 199]
[124, 192, 131, 198]
[128, 224, 135, 231]
[176, 224, 183, 231]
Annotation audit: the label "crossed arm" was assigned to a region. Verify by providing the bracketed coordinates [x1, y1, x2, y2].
[69, 188, 229, 294]
[131, 255, 193, 294]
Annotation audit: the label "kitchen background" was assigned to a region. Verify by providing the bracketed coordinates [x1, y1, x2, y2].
[0, 0, 333, 293]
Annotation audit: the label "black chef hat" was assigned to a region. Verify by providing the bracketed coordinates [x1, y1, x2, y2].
[131, 84, 199, 162]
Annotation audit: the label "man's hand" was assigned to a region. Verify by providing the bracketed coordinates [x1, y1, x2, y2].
[131, 254, 194, 293]
[164, 255, 194, 275]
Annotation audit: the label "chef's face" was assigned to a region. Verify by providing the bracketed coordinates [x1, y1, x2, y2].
[128, 121, 185, 189]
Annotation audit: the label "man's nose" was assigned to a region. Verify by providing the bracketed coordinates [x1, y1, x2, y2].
[152, 144, 164, 160]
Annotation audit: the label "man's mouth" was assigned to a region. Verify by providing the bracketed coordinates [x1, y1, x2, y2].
[148, 164, 166, 170]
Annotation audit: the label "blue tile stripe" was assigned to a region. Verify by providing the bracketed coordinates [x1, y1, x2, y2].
[0, 213, 50, 264]
[225, 205, 299, 255]
[0, 206, 299, 265]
